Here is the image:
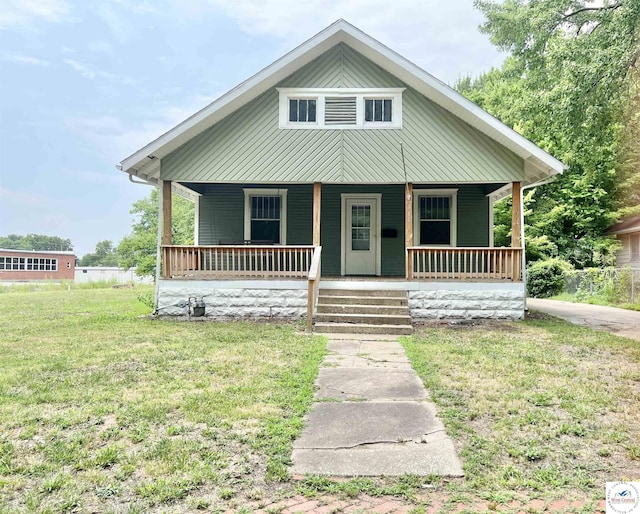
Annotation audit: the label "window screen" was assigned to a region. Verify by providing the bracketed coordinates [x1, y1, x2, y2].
[250, 196, 281, 243]
[419, 196, 451, 245]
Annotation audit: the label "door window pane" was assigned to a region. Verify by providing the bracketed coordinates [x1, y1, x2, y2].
[351, 205, 371, 250]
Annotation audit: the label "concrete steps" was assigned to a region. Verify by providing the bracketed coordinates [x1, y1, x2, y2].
[314, 288, 412, 335]
[317, 295, 407, 307]
[317, 304, 408, 316]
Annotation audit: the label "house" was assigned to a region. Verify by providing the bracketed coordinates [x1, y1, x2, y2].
[0, 249, 76, 282]
[609, 216, 640, 270]
[117, 20, 565, 331]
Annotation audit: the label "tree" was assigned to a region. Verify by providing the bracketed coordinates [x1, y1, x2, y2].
[0, 234, 73, 251]
[118, 188, 194, 277]
[461, 0, 640, 267]
[615, 62, 640, 218]
[78, 240, 119, 267]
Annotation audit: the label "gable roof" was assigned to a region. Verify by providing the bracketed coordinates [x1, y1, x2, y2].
[117, 19, 565, 188]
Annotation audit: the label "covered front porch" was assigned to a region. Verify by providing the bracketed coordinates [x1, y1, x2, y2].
[160, 180, 524, 281]
[156, 180, 525, 327]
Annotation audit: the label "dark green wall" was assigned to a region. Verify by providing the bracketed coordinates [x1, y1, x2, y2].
[195, 182, 490, 276]
[320, 185, 405, 276]
[197, 184, 313, 245]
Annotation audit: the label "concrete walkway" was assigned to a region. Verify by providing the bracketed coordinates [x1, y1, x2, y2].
[528, 298, 640, 341]
[291, 334, 463, 477]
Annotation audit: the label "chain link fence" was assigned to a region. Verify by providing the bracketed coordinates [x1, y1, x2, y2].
[564, 267, 640, 305]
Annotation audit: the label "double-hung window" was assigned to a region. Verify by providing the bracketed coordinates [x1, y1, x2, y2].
[414, 189, 458, 246]
[243, 189, 288, 244]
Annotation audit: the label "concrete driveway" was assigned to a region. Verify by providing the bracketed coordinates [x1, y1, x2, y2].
[527, 298, 640, 341]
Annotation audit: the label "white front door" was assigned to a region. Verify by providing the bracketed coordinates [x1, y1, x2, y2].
[342, 195, 380, 275]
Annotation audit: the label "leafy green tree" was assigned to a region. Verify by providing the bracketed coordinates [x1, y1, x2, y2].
[0, 234, 73, 251]
[78, 240, 119, 267]
[118, 188, 194, 278]
[462, 0, 640, 267]
[615, 63, 640, 218]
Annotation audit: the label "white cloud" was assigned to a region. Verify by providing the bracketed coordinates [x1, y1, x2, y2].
[3, 54, 51, 66]
[96, 2, 133, 43]
[62, 169, 124, 186]
[63, 58, 138, 85]
[0, 187, 46, 207]
[65, 93, 220, 160]
[63, 58, 96, 79]
[177, 0, 503, 83]
[0, 0, 69, 29]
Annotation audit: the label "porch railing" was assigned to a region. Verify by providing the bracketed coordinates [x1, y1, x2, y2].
[161, 245, 315, 279]
[407, 247, 523, 281]
[307, 246, 322, 332]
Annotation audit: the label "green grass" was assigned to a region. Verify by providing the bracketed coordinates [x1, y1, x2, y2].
[3, 286, 639, 512]
[0, 287, 326, 512]
[402, 316, 640, 506]
[553, 291, 640, 311]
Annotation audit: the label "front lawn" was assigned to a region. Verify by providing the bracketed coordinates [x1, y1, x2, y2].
[0, 287, 325, 513]
[402, 317, 640, 509]
[1, 286, 639, 513]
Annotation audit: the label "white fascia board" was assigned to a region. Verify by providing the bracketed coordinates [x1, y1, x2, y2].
[119, 19, 565, 179]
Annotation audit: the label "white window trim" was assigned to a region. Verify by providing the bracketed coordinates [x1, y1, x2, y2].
[413, 189, 458, 247]
[243, 188, 288, 245]
[278, 88, 404, 129]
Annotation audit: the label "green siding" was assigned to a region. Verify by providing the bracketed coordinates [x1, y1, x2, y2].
[161, 44, 524, 184]
[195, 183, 489, 276]
[197, 184, 312, 245]
[417, 185, 489, 247]
[320, 185, 406, 276]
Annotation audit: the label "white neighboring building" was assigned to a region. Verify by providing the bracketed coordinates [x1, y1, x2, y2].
[75, 267, 153, 284]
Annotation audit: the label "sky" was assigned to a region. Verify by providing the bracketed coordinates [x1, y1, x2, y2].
[0, 0, 505, 257]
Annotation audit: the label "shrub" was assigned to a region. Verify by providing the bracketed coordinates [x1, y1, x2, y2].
[527, 258, 573, 298]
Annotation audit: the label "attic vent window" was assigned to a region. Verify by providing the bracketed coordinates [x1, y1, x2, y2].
[325, 97, 356, 125]
[278, 88, 404, 129]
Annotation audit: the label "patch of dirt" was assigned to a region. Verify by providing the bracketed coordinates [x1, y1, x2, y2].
[414, 319, 521, 331]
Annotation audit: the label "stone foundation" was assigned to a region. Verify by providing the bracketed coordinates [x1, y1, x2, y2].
[408, 287, 525, 321]
[157, 279, 525, 322]
[157, 280, 307, 320]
